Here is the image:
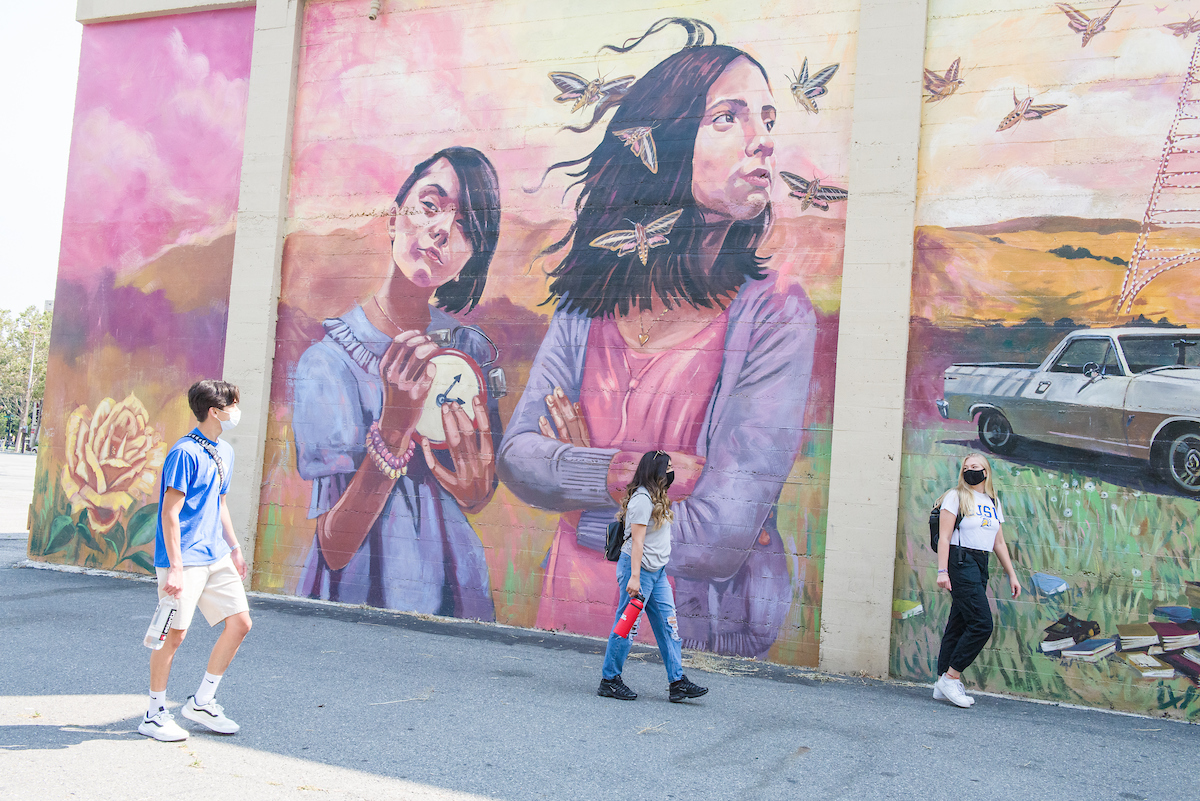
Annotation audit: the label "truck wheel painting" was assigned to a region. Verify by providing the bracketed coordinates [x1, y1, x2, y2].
[938, 328, 1200, 494]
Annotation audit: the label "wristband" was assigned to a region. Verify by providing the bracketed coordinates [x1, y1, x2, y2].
[937, 569, 948, 574]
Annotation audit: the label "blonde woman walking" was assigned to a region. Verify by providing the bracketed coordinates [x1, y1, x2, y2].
[933, 452, 1021, 708]
[598, 451, 708, 703]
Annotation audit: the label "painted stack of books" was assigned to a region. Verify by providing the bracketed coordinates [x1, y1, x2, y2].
[1039, 614, 1099, 654]
[1035, 582, 1200, 681]
[1111, 619, 1200, 679]
[1061, 637, 1117, 662]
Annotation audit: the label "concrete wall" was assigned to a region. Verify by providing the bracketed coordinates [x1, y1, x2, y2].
[253, 0, 859, 667]
[28, 7, 255, 572]
[890, 0, 1200, 721]
[35, 0, 1200, 715]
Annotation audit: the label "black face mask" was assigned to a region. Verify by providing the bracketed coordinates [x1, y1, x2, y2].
[664, 470, 675, 488]
[963, 469, 987, 486]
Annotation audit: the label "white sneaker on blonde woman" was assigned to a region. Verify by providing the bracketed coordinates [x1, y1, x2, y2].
[933, 674, 973, 708]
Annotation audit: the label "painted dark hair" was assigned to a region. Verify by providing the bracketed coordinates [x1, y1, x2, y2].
[538, 28, 771, 319]
[394, 146, 501, 313]
[188, 379, 239, 422]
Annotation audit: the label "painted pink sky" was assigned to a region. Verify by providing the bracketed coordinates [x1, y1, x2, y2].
[287, 0, 857, 234]
[57, 8, 254, 281]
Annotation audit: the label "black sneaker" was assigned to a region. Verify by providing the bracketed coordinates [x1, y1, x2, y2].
[669, 674, 708, 703]
[597, 675, 638, 700]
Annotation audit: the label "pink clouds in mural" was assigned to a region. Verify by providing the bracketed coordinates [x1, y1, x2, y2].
[287, 0, 853, 233]
[58, 9, 254, 281]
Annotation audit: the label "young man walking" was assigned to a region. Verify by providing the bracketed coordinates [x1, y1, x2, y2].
[139, 379, 252, 741]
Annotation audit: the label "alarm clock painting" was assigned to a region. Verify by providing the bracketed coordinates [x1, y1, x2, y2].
[291, 147, 504, 619]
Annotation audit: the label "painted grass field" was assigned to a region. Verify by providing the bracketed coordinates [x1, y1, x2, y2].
[891, 427, 1200, 720]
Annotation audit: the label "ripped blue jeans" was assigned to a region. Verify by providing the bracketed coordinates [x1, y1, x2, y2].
[601, 552, 683, 683]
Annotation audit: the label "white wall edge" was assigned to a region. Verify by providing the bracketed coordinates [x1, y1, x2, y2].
[77, 0, 255, 24]
[221, 0, 304, 585]
[818, 0, 929, 677]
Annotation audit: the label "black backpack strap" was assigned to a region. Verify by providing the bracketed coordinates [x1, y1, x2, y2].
[186, 432, 226, 490]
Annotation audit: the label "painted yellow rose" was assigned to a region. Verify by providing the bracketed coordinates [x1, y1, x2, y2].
[61, 394, 165, 535]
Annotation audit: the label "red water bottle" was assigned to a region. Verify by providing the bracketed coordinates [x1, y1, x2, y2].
[613, 594, 644, 639]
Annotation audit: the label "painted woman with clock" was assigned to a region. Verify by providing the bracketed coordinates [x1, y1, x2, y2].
[293, 146, 502, 620]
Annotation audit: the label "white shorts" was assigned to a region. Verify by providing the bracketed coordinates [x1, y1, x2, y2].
[156, 553, 250, 630]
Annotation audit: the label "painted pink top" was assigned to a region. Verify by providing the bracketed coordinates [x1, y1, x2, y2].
[534, 307, 730, 637]
[580, 308, 730, 453]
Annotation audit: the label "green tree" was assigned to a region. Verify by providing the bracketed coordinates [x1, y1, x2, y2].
[0, 306, 52, 451]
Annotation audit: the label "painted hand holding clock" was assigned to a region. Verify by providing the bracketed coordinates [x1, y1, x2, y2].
[294, 147, 501, 619]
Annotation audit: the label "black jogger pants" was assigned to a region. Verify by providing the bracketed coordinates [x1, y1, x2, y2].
[936, 545, 993, 676]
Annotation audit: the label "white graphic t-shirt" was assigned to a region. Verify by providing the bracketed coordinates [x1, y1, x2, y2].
[940, 489, 1004, 552]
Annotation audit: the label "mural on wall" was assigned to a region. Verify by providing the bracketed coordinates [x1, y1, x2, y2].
[894, 0, 1200, 719]
[27, 10, 254, 571]
[254, 0, 858, 666]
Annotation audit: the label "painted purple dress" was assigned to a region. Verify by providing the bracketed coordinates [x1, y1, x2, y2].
[497, 272, 816, 656]
[293, 304, 497, 620]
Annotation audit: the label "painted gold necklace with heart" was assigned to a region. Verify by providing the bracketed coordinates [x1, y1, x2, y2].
[637, 306, 671, 346]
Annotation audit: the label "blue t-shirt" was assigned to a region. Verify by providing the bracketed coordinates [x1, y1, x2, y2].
[154, 429, 234, 568]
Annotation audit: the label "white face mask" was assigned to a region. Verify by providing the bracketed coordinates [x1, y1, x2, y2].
[220, 406, 241, 431]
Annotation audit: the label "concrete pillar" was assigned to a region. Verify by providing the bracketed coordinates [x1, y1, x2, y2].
[818, 0, 928, 676]
[221, 0, 303, 570]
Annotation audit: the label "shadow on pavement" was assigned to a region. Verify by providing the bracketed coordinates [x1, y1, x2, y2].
[0, 721, 139, 751]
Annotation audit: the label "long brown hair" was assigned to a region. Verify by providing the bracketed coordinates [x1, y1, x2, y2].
[618, 450, 674, 526]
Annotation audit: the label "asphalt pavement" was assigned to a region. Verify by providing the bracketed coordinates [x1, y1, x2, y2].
[1, 453, 1197, 801]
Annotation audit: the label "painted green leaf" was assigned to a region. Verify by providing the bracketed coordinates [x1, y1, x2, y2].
[108, 520, 127, 555]
[44, 515, 76, 555]
[74, 509, 100, 552]
[126, 504, 159, 549]
[103, 536, 119, 555]
[119, 550, 155, 574]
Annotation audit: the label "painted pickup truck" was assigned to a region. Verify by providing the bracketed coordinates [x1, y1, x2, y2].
[936, 328, 1200, 494]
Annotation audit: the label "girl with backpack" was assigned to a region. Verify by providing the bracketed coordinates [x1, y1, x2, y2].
[597, 451, 708, 703]
[933, 452, 1021, 708]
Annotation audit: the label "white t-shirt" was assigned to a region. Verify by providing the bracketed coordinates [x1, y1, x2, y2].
[621, 487, 671, 572]
[940, 489, 1004, 551]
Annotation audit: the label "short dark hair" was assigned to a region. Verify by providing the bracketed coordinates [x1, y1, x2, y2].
[538, 42, 771, 319]
[393, 146, 501, 314]
[188, 380, 240, 422]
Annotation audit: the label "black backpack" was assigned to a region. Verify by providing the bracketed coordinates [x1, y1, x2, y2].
[605, 518, 625, 562]
[928, 492, 963, 552]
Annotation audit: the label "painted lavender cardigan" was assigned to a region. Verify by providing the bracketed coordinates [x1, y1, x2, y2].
[497, 273, 816, 656]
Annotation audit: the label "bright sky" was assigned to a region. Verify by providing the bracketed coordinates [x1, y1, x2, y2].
[0, 2, 81, 315]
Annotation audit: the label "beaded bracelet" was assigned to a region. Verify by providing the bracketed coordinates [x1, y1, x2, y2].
[366, 421, 415, 480]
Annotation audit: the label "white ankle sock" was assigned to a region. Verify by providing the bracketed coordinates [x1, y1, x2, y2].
[194, 672, 222, 706]
[147, 690, 166, 717]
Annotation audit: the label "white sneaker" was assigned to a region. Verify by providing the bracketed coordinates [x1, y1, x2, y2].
[932, 674, 975, 705]
[933, 674, 973, 708]
[931, 681, 969, 705]
[138, 708, 188, 741]
[182, 696, 240, 734]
